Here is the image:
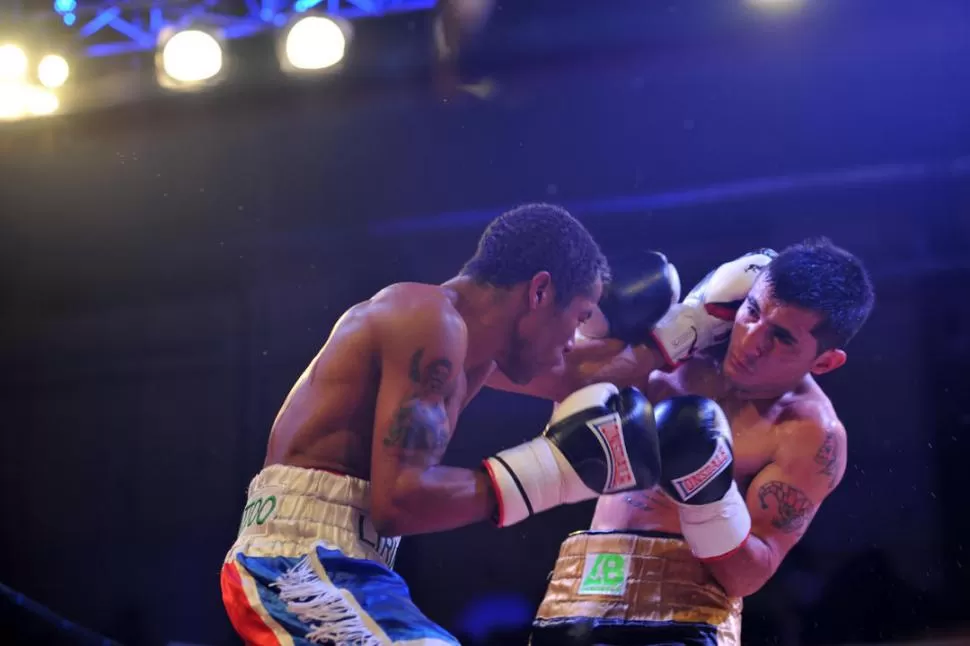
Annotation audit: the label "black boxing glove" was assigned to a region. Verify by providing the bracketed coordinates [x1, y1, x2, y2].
[655, 395, 751, 560]
[582, 251, 681, 345]
[484, 383, 661, 527]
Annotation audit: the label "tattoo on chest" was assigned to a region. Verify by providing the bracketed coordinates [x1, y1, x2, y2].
[814, 430, 839, 488]
[758, 481, 814, 534]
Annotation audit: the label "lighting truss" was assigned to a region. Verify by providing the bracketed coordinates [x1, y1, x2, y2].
[51, 0, 437, 58]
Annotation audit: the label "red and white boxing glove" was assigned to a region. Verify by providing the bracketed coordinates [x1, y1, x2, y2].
[654, 395, 751, 560]
[483, 383, 661, 528]
[650, 249, 777, 367]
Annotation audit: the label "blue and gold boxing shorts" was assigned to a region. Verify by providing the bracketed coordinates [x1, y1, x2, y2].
[220, 464, 459, 646]
[530, 530, 742, 646]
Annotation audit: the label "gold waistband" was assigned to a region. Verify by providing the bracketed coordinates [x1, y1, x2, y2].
[535, 530, 742, 645]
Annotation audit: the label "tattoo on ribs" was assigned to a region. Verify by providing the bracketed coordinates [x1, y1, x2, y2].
[815, 429, 839, 487]
[383, 399, 450, 455]
[408, 349, 453, 396]
[624, 491, 668, 512]
[758, 481, 814, 534]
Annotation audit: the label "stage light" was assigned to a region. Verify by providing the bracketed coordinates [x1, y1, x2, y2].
[37, 55, 70, 89]
[0, 83, 26, 120]
[0, 83, 59, 121]
[25, 86, 59, 116]
[745, 0, 804, 9]
[158, 28, 224, 86]
[279, 15, 350, 73]
[0, 44, 28, 82]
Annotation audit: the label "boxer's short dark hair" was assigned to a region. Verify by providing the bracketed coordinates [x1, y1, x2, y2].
[763, 237, 874, 352]
[461, 203, 611, 306]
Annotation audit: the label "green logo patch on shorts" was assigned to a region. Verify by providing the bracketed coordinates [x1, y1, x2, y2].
[577, 553, 629, 596]
[237, 493, 279, 536]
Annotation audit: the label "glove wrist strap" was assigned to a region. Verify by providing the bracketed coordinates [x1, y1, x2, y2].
[678, 481, 752, 561]
[649, 304, 698, 367]
[484, 437, 588, 528]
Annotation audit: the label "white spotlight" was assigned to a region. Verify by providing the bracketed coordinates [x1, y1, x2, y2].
[159, 29, 224, 84]
[37, 54, 70, 89]
[0, 44, 28, 82]
[0, 82, 27, 120]
[282, 15, 348, 72]
[745, 0, 804, 10]
[25, 86, 59, 116]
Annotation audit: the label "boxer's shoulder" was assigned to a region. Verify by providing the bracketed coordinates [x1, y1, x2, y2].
[773, 385, 846, 489]
[367, 282, 469, 345]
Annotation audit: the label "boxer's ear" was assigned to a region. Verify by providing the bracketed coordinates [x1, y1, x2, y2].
[810, 348, 846, 376]
[529, 271, 553, 310]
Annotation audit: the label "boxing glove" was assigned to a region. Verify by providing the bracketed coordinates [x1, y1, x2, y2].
[650, 249, 777, 367]
[655, 396, 751, 560]
[484, 383, 661, 528]
[582, 251, 681, 345]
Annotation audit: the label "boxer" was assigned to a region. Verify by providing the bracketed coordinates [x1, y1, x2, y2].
[219, 203, 676, 646]
[489, 238, 875, 645]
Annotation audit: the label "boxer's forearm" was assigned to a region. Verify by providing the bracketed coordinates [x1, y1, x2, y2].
[376, 466, 497, 536]
[704, 533, 779, 598]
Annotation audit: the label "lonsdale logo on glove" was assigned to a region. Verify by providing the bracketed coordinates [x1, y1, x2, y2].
[671, 439, 731, 501]
[586, 413, 636, 493]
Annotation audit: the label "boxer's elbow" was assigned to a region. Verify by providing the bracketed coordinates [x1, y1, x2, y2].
[719, 575, 768, 599]
[371, 505, 407, 537]
[707, 535, 781, 598]
[371, 472, 423, 536]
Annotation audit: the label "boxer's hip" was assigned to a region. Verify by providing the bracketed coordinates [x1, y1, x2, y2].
[532, 529, 742, 646]
[225, 463, 400, 568]
[221, 464, 458, 645]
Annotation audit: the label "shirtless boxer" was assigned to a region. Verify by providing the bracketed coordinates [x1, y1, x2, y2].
[219, 203, 677, 646]
[490, 238, 875, 645]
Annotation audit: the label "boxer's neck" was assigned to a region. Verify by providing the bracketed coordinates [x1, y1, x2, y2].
[711, 354, 798, 403]
[442, 275, 519, 369]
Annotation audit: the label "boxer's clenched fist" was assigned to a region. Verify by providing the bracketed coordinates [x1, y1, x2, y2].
[484, 383, 661, 527]
[655, 396, 751, 560]
[586, 251, 681, 345]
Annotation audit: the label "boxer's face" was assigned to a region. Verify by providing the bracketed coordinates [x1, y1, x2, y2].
[503, 273, 603, 385]
[723, 278, 846, 391]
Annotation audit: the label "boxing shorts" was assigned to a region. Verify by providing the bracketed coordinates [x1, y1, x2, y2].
[220, 464, 460, 645]
[531, 530, 742, 646]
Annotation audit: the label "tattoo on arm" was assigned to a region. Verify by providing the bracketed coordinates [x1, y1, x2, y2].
[408, 349, 453, 396]
[384, 349, 455, 461]
[814, 429, 839, 488]
[758, 481, 814, 534]
[383, 400, 450, 454]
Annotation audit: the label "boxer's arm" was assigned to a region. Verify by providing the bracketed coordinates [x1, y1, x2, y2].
[703, 418, 846, 597]
[369, 306, 496, 537]
[486, 339, 665, 400]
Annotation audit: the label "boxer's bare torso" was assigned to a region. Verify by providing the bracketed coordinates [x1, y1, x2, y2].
[590, 353, 845, 534]
[263, 283, 495, 480]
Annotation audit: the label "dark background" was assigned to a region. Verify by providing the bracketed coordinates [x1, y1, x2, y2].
[2, 0, 970, 644]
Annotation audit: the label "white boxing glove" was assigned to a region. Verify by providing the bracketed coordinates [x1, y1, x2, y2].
[650, 249, 777, 367]
[483, 383, 661, 528]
